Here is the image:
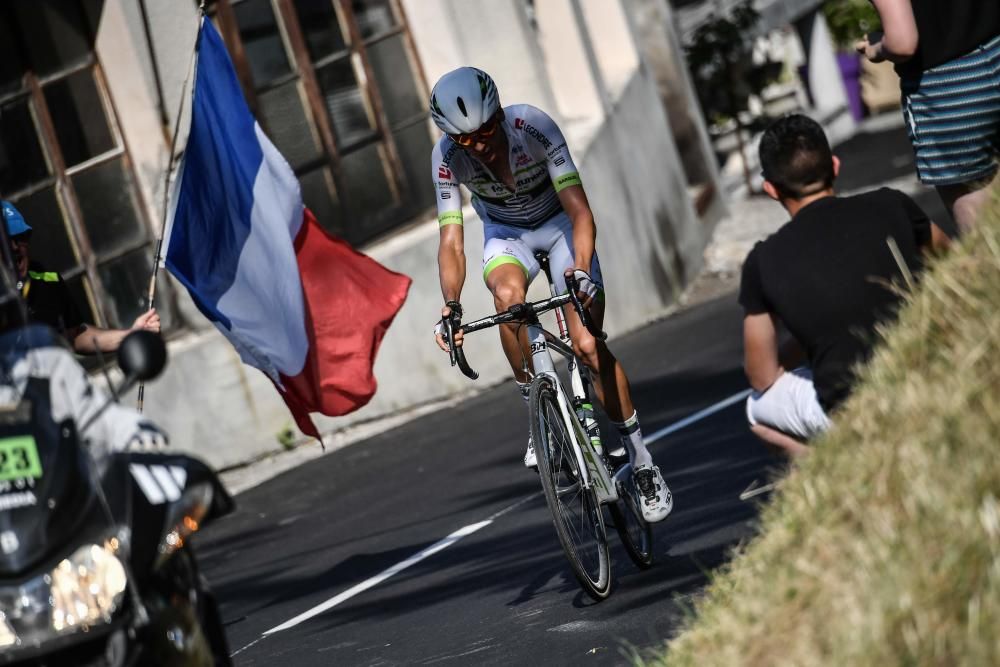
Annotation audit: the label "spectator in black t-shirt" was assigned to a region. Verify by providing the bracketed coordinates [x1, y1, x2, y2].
[3, 200, 161, 353]
[739, 115, 948, 457]
[857, 0, 1000, 234]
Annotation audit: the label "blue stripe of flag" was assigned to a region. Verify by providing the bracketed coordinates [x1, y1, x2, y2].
[166, 19, 263, 329]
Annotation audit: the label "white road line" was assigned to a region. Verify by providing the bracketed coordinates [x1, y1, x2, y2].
[237, 390, 748, 651]
[261, 494, 537, 637]
[645, 389, 751, 444]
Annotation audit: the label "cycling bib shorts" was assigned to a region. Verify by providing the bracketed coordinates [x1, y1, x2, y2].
[482, 211, 604, 295]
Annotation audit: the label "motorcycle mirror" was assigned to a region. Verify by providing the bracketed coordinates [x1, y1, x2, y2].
[117, 330, 167, 382]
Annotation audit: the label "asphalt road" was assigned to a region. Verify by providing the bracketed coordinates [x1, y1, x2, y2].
[197, 293, 774, 666]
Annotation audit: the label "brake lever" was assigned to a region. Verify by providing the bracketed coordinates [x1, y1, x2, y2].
[442, 313, 479, 380]
[442, 316, 458, 368]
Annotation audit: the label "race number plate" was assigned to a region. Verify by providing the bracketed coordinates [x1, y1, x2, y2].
[0, 436, 43, 482]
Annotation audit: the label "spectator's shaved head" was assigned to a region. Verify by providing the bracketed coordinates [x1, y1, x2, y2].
[759, 114, 835, 199]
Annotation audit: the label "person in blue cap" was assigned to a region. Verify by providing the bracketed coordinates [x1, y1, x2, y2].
[3, 200, 161, 353]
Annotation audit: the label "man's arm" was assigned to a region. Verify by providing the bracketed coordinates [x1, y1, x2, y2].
[72, 308, 161, 354]
[557, 184, 596, 275]
[856, 0, 918, 64]
[928, 223, 951, 254]
[435, 223, 466, 352]
[438, 223, 466, 305]
[743, 312, 783, 392]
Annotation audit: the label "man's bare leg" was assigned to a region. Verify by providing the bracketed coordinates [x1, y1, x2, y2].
[937, 171, 998, 234]
[750, 423, 811, 458]
[563, 299, 633, 421]
[486, 263, 532, 382]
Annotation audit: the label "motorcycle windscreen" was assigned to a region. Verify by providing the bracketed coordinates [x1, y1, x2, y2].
[0, 379, 97, 577]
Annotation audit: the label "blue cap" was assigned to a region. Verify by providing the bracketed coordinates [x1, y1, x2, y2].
[1, 201, 31, 237]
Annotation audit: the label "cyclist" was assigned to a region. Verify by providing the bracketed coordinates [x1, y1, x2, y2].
[429, 67, 671, 522]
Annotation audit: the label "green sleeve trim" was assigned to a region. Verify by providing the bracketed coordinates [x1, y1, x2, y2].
[438, 211, 464, 227]
[553, 172, 582, 193]
[482, 256, 529, 282]
[28, 270, 59, 282]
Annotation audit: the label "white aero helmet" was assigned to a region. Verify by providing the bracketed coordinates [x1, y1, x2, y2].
[429, 67, 500, 135]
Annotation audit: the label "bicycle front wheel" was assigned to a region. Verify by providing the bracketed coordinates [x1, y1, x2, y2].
[529, 376, 611, 600]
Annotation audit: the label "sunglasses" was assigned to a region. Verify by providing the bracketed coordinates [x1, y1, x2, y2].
[450, 113, 501, 147]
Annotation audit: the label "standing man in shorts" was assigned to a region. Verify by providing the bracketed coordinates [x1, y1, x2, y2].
[857, 1, 1000, 233]
[741, 115, 947, 457]
[428, 67, 671, 522]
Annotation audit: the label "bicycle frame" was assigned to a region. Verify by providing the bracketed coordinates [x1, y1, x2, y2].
[526, 320, 619, 505]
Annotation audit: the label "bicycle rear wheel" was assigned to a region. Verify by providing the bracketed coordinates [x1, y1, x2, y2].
[529, 376, 611, 600]
[608, 468, 654, 569]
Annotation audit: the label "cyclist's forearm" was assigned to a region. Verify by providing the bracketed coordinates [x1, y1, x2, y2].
[570, 209, 596, 271]
[438, 247, 466, 303]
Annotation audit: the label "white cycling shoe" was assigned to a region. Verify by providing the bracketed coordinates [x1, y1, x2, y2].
[524, 436, 537, 469]
[634, 464, 672, 523]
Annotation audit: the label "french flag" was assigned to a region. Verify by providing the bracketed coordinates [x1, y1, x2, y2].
[164, 19, 411, 439]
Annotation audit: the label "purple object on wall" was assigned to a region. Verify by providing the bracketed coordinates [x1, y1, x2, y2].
[837, 52, 865, 121]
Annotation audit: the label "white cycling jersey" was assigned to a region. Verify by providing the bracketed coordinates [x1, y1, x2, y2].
[432, 104, 582, 229]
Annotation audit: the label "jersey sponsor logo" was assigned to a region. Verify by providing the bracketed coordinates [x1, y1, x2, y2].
[553, 156, 566, 167]
[515, 173, 545, 188]
[440, 191, 452, 200]
[438, 166, 453, 180]
[521, 123, 552, 150]
[515, 153, 531, 167]
[514, 118, 525, 129]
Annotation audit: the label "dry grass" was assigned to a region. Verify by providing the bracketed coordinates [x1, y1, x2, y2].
[654, 193, 1000, 667]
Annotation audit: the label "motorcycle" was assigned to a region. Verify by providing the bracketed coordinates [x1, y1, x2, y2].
[0, 331, 234, 666]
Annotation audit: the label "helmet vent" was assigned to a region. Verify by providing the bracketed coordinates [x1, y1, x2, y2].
[456, 96, 468, 117]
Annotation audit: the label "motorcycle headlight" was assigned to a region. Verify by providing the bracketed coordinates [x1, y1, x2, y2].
[50, 540, 128, 632]
[0, 537, 127, 650]
[0, 612, 16, 648]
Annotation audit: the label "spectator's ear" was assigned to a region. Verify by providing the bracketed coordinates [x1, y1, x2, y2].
[762, 180, 781, 202]
[832, 155, 841, 179]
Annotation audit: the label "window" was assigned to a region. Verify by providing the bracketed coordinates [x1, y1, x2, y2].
[0, 0, 176, 333]
[207, 0, 435, 245]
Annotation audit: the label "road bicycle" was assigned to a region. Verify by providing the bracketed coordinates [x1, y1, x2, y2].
[441, 252, 653, 600]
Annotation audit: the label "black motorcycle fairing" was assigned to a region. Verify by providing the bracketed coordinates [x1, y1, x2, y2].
[102, 451, 234, 582]
[0, 378, 97, 577]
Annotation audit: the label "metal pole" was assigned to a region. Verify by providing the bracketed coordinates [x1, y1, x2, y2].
[137, 4, 205, 412]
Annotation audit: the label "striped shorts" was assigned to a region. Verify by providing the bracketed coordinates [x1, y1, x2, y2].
[901, 34, 1000, 186]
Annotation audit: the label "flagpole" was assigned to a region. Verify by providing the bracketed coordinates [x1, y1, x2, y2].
[138, 5, 205, 412]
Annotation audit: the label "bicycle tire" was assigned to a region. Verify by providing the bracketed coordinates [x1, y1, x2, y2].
[529, 375, 612, 600]
[608, 470, 654, 569]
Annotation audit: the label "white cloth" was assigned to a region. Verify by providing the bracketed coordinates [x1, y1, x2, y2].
[746, 366, 831, 440]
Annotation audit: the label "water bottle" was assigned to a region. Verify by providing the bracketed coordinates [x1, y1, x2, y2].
[577, 401, 603, 457]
